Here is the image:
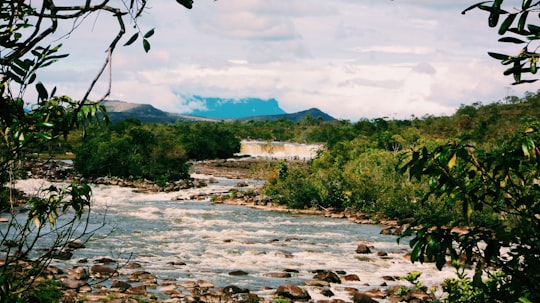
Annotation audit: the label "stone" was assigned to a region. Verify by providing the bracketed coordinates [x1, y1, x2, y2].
[65, 266, 89, 280]
[126, 284, 146, 295]
[90, 264, 117, 278]
[275, 284, 311, 301]
[313, 270, 341, 284]
[223, 285, 249, 295]
[304, 280, 330, 287]
[95, 257, 116, 264]
[67, 240, 86, 249]
[160, 284, 180, 295]
[376, 251, 388, 257]
[355, 244, 371, 254]
[343, 274, 360, 281]
[321, 288, 335, 297]
[110, 280, 132, 292]
[265, 272, 292, 278]
[197, 280, 214, 288]
[61, 278, 86, 289]
[352, 292, 379, 303]
[126, 262, 142, 269]
[229, 270, 249, 276]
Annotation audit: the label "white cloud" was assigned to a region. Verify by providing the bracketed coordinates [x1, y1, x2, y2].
[36, 0, 534, 121]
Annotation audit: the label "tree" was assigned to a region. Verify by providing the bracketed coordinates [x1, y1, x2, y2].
[463, 0, 540, 84]
[401, 125, 540, 302]
[0, 1, 194, 301]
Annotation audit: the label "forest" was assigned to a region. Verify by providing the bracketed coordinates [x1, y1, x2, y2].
[2, 1, 539, 302]
[47, 91, 538, 303]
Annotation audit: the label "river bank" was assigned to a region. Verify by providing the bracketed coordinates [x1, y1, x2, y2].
[4, 159, 452, 303]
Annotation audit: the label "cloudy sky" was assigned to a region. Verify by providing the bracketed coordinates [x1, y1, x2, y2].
[40, 0, 533, 121]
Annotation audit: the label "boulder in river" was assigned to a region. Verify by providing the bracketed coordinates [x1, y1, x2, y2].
[275, 284, 311, 301]
[313, 270, 341, 284]
[355, 244, 372, 254]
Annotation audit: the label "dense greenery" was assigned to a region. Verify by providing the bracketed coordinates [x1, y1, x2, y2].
[74, 120, 240, 182]
[0, 1, 195, 302]
[463, 0, 540, 84]
[260, 93, 540, 302]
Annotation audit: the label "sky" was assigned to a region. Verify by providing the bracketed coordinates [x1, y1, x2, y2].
[39, 0, 535, 121]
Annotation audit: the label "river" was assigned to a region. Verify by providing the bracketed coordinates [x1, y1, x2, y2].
[12, 175, 458, 302]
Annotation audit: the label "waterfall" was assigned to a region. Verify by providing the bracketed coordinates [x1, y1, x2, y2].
[237, 140, 323, 160]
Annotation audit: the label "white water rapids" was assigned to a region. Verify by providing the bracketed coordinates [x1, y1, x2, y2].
[10, 175, 462, 302]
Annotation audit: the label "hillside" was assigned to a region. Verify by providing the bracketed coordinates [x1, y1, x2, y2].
[235, 108, 336, 123]
[102, 100, 336, 124]
[181, 96, 286, 119]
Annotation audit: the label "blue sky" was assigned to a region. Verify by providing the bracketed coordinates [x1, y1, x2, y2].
[40, 0, 533, 121]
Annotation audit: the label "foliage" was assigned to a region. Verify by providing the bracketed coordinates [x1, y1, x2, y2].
[0, 1, 195, 301]
[74, 120, 240, 182]
[400, 124, 540, 302]
[463, 0, 540, 84]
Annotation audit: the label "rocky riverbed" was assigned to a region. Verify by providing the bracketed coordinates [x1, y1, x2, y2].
[3, 159, 453, 303]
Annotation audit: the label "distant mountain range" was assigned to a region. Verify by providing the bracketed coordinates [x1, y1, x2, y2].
[181, 96, 287, 119]
[102, 100, 336, 124]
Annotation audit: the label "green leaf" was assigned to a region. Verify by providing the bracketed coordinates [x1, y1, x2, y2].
[123, 32, 139, 46]
[488, 52, 510, 60]
[461, 1, 492, 15]
[522, 136, 535, 158]
[143, 39, 151, 53]
[176, 0, 193, 9]
[498, 37, 526, 44]
[35, 82, 48, 100]
[144, 28, 155, 38]
[527, 24, 540, 35]
[499, 13, 516, 35]
[518, 11, 529, 32]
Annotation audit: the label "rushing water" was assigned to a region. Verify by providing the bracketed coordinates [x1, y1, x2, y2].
[11, 176, 457, 302]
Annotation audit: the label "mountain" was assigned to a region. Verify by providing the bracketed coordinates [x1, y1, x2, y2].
[181, 96, 286, 119]
[103, 100, 216, 123]
[102, 100, 336, 124]
[235, 108, 336, 123]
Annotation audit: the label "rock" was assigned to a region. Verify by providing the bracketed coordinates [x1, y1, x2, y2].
[229, 270, 249, 276]
[223, 285, 249, 295]
[321, 288, 335, 297]
[61, 278, 86, 289]
[160, 284, 180, 295]
[343, 274, 360, 281]
[126, 262, 142, 269]
[182, 281, 198, 289]
[52, 250, 73, 260]
[355, 244, 371, 254]
[90, 265, 117, 278]
[265, 272, 292, 278]
[126, 284, 146, 295]
[110, 280, 132, 292]
[364, 289, 385, 299]
[95, 257, 116, 264]
[304, 280, 330, 287]
[376, 251, 388, 257]
[276, 284, 311, 301]
[352, 292, 379, 303]
[67, 240, 86, 249]
[382, 276, 396, 281]
[313, 270, 341, 284]
[65, 266, 89, 280]
[197, 280, 214, 288]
